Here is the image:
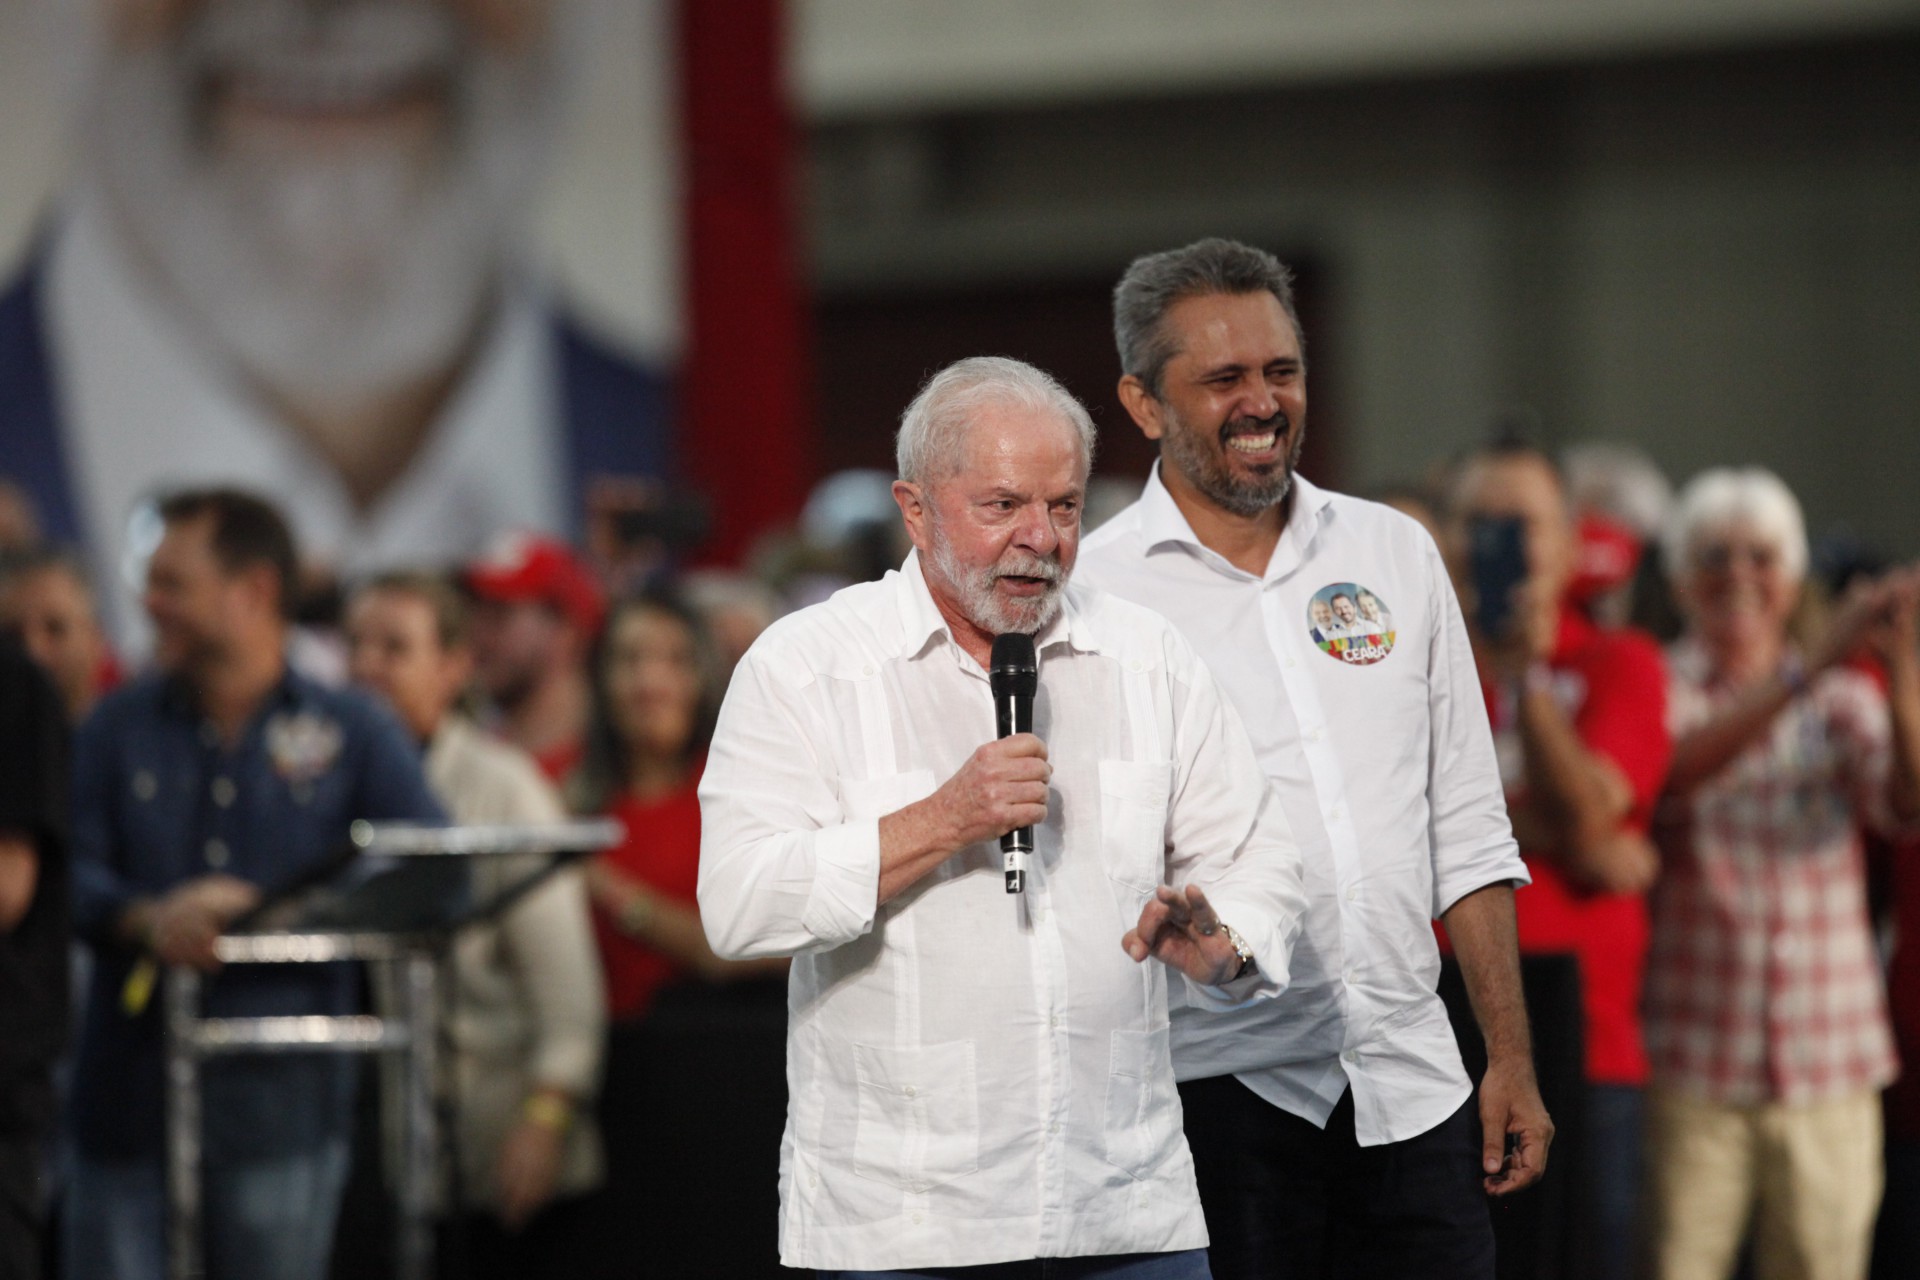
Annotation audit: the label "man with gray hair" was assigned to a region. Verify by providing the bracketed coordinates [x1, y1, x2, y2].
[698, 355, 1308, 1277]
[1079, 239, 1551, 1279]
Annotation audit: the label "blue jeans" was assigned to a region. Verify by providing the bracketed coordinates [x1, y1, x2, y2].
[820, 1249, 1212, 1279]
[1582, 1084, 1644, 1280]
[64, 1140, 350, 1280]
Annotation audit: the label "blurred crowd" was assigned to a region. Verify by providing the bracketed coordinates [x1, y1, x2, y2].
[2, 428, 1918, 1280]
[0, 7, 1909, 1277]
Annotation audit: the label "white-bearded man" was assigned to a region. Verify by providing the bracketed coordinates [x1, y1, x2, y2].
[698, 356, 1308, 1278]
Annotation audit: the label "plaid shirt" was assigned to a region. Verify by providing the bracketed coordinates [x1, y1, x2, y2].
[1645, 642, 1899, 1104]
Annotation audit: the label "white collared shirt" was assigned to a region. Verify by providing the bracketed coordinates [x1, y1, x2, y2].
[44, 193, 566, 655]
[697, 552, 1307, 1271]
[1078, 468, 1526, 1147]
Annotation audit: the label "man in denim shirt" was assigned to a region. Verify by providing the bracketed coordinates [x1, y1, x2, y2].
[65, 489, 444, 1280]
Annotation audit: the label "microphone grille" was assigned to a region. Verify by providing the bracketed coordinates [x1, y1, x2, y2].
[990, 633, 1038, 695]
[991, 632, 1036, 673]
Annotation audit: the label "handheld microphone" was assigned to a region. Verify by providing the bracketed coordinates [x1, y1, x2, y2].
[989, 633, 1038, 894]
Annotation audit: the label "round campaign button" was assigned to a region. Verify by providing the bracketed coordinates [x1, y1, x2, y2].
[1306, 583, 1396, 666]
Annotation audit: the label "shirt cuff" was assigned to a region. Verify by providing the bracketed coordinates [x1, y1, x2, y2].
[73, 886, 140, 948]
[799, 819, 882, 946]
[1180, 890, 1290, 1012]
[1433, 861, 1531, 920]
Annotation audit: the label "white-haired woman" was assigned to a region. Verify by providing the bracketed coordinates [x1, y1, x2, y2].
[1643, 467, 1920, 1280]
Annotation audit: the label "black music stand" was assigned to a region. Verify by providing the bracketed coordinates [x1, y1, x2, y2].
[161, 819, 622, 1280]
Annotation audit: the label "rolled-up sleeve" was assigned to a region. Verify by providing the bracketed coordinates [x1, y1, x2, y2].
[1160, 638, 1309, 1011]
[1422, 544, 1528, 918]
[698, 648, 879, 960]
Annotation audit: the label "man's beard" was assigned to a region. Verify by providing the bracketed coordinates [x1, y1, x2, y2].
[82, 0, 570, 406]
[928, 521, 1068, 638]
[1162, 405, 1304, 518]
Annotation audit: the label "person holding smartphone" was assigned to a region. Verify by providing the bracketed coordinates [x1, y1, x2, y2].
[1444, 440, 1673, 1280]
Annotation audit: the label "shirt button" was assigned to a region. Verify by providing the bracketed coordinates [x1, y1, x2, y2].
[1048, 1121, 1060, 1135]
[204, 839, 230, 869]
[1327, 806, 1342, 823]
[808, 1174, 820, 1189]
[1344, 1049, 1360, 1064]
[211, 778, 237, 808]
[1049, 1013, 1060, 1030]
[132, 771, 157, 801]
[903, 1085, 917, 1098]
[912, 1213, 924, 1226]
[1344, 886, 1359, 903]
[1305, 727, 1322, 743]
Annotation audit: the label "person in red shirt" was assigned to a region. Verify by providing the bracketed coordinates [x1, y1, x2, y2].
[565, 589, 786, 1273]
[568, 590, 785, 1016]
[1446, 441, 1672, 1280]
[465, 533, 604, 781]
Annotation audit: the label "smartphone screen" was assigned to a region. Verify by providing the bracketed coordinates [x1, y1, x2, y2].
[1469, 515, 1528, 638]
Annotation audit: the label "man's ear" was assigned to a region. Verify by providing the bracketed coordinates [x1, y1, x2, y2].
[237, 562, 283, 622]
[1116, 375, 1166, 442]
[893, 480, 933, 554]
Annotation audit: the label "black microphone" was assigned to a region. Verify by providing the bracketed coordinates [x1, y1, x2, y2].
[990, 632, 1038, 894]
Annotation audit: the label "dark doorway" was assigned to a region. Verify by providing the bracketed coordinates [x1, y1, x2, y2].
[813, 259, 1335, 491]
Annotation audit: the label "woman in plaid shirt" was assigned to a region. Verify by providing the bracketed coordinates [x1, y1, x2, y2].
[1644, 467, 1920, 1280]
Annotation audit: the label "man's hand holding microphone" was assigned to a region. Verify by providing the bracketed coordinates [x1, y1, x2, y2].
[874, 633, 1253, 989]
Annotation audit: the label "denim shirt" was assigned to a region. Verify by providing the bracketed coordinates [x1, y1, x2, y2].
[68, 668, 445, 1161]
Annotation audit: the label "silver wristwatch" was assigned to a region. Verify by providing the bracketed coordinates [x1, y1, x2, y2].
[1221, 923, 1258, 980]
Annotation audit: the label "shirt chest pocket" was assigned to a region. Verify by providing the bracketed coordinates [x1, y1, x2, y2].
[1100, 759, 1174, 899]
[850, 1039, 979, 1192]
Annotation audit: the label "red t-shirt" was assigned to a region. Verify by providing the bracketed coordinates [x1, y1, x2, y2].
[1487, 611, 1671, 1087]
[591, 772, 705, 1022]
[534, 738, 586, 786]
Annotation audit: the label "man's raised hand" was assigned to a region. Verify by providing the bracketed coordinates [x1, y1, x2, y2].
[1122, 884, 1244, 987]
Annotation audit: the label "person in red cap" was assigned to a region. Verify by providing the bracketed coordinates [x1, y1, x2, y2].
[465, 532, 605, 782]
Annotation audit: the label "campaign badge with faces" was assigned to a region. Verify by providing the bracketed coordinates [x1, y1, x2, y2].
[1306, 583, 1396, 666]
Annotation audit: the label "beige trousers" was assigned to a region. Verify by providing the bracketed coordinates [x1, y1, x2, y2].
[1643, 1085, 1883, 1280]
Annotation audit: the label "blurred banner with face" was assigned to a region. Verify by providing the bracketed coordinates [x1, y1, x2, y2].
[1, 0, 672, 653]
[88, 0, 568, 402]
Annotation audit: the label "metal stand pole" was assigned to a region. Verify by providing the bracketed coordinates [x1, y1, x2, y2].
[150, 822, 621, 1280]
[164, 969, 206, 1280]
[395, 951, 440, 1280]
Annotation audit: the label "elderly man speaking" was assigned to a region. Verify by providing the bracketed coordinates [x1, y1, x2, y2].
[698, 357, 1307, 1278]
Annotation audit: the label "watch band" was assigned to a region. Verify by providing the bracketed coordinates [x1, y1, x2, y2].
[1221, 923, 1258, 980]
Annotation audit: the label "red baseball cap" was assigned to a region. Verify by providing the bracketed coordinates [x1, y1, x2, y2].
[1565, 513, 1643, 606]
[464, 532, 606, 635]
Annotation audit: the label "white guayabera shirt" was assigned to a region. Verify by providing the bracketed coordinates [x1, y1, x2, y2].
[698, 551, 1308, 1272]
[1079, 468, 1528, 1147]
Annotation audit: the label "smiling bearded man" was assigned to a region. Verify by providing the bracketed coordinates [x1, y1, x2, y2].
[1079, 238, 1550, 1280]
